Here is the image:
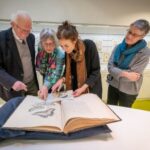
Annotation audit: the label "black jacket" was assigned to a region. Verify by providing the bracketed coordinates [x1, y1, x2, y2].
[66, 39, 102, 98]
[0, 28, 38, 101]
[84, 40, 102, 98]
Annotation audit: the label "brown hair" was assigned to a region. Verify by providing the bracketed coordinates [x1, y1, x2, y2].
[57, 21, 78, 41]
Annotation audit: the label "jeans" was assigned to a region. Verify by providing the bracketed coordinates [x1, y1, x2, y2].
[0, 97, 25, 139]
[0, 97, 111, 140]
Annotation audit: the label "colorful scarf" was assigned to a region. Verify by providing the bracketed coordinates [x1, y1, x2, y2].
[113, 39, 147, 69]
[36, 49, 57, 78]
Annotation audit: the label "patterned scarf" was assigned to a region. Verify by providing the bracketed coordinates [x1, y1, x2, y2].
[113, 39, 147, 69]
[65, 40, 87, 91]
[36, 49, 57, 79]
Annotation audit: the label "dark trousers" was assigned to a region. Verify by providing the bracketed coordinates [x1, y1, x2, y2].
[22, 79, 38, 97]
[107, 85, 137, 107]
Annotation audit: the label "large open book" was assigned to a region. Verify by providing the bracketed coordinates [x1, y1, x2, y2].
[3, 91, 120, 134]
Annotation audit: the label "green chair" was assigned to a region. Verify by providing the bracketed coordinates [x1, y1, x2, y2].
[132, 99, 150, 111]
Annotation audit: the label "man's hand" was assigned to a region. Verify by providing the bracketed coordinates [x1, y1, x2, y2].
[12, 81, 27, 91]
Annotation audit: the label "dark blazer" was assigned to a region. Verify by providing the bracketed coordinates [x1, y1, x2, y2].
[84, 39, 102, 98]
[0, 28, 39, 101]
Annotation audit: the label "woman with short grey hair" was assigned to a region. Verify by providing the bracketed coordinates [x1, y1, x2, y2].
[36, 28, 65, 99]
[39, 28, 59, 49]
[107, 19, 150, 107]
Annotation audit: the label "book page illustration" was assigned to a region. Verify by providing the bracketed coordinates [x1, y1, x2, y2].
[28, 102, 56, 118]
[3, 96, 62, 130]
[51, 90, 74, 103]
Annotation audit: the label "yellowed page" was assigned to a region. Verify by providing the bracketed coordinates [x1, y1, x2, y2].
[3, 95, 63, 131]
[61, 93, 120, 128]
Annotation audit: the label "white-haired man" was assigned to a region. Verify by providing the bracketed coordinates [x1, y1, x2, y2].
[0, 11, 39, 101]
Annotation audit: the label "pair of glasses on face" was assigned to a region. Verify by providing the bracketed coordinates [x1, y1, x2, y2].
[15, 23, 31, 34]
[127, 29, 144, 38]
[43, 42, 55, 47]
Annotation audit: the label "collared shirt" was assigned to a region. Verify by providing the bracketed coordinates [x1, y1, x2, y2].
[12, 29, 26, 44]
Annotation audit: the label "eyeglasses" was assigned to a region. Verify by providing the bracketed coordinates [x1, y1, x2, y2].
[15, 23, 31, 34]
[43, 42, 55, 47]
[127, 29, 144, 38]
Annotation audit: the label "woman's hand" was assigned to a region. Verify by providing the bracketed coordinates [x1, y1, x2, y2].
[73, 84, 88, 97]
[120, 71, 140, 81]
[38, 85, 48, 100]
[51, 78, 64, 92]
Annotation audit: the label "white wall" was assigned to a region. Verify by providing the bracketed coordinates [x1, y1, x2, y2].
[0, 0, 150, 26]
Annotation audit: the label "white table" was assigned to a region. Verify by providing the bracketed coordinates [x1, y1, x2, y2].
[0, 106, 150, 150]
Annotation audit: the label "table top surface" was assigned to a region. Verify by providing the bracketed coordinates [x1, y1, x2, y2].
[0, 105, 150, 150]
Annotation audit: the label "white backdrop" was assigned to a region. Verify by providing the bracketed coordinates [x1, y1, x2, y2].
[0, 0, 150, 26]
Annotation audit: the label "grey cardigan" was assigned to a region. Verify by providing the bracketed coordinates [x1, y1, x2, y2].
[107, 46, 150, 95]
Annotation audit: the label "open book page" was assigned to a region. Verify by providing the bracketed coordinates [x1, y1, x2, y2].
[3, 92, 120, 134]
[3, 95, 63, 132]
[61, 93, 120, 132]
[48, 90, 74, 103]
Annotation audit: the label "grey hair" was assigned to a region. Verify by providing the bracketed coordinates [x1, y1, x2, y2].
[10, 10, 31, 23]
[40, 28, 59, 47]
[131, 19, 150, 35]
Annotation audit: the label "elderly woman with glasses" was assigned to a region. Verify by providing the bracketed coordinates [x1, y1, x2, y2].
[107, 19, 150, 107]
[36, 28, 65, 100]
